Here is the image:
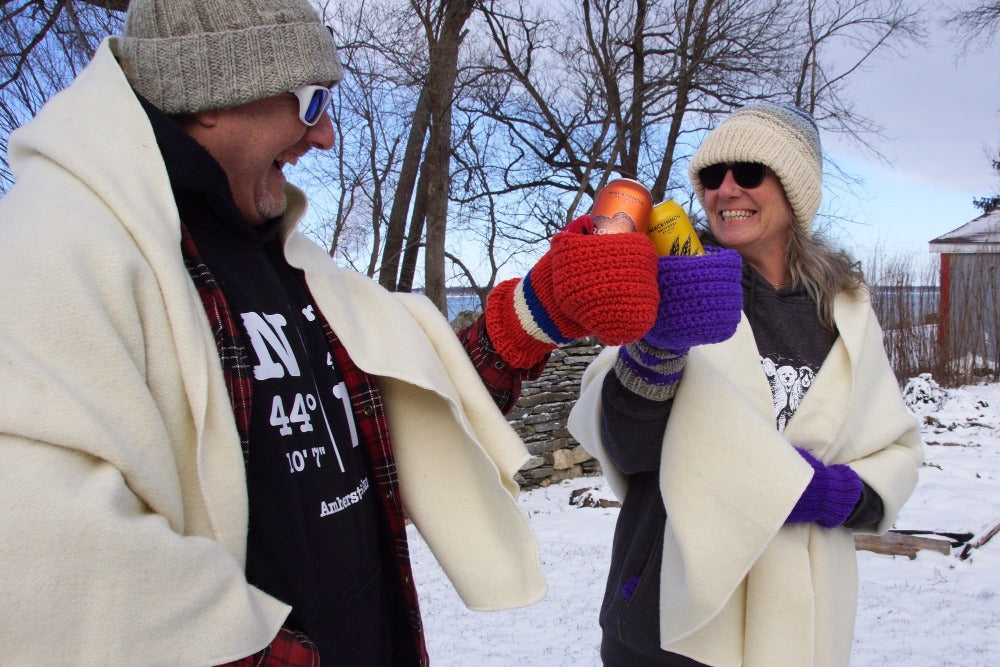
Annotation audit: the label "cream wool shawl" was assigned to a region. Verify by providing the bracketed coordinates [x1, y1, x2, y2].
[569, 292, 923, 667]
[0, 39, 544, 666]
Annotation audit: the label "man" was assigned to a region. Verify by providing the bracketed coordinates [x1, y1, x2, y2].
[0, 0, 660, 664]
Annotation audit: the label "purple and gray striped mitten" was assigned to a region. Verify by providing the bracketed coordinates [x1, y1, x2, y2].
[614, 246, 742, 400]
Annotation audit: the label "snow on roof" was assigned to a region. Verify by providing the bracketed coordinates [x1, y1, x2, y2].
[929, 208, 1000, 253]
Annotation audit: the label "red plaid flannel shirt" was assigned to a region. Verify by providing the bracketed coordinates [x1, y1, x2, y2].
[224, 628, 319, 667]
[184, 226, 545, 665]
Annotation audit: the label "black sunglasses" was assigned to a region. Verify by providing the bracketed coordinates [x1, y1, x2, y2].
[698, 162, 767, 190]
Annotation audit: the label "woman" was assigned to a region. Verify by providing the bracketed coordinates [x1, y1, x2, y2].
[569, 103, 924, 666]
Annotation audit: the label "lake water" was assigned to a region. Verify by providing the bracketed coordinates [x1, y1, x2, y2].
[447, 295, 482, 321]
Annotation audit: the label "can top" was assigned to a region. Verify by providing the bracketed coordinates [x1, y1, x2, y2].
[591, 179, 653, 234]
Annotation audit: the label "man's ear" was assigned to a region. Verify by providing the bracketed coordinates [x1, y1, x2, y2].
[175, 109, 221, 148]
[173, 108, 218, 133]
[189, 109, 219, 129]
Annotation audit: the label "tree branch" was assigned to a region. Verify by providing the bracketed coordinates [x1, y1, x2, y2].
[78, 0, 129, 10]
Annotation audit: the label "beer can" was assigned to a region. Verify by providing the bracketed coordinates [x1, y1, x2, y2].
[590, 178, 653, 235]
[647, 200, 704, 256]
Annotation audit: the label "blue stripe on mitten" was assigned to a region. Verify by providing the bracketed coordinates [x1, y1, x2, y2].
[518, 270, 579, 346]
[485, 265, 590, 370]
[786, 447, 864, 528]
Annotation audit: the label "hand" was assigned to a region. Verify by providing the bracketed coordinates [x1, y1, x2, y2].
[641, 246, 743, 352]
[549, 215, 660, 346]
[786, 447, 864, 529]
[485, 215, 659, 368]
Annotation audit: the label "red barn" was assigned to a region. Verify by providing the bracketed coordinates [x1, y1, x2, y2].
[929, 209, 1000, 366]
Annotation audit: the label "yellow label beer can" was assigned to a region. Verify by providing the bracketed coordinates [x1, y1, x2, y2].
[647, 199, 704, 256]
[590, 179, 653, 235]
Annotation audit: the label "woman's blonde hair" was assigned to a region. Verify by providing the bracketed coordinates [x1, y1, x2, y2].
[701, 222, 867, 331]
[787, 222, 867, 330]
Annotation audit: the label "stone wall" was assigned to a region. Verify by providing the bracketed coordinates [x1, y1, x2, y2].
[508, 340, 604, 488]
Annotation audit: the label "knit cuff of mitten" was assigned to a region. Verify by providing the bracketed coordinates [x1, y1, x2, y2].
[550, 219, 659, 345]
[614, 340, 688, 401]
[787, 448, 864, 528]
[642, 246, 743, 351]
[485, 271, 586, 369]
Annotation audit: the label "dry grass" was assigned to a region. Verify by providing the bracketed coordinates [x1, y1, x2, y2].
[863, 246, 999, 387]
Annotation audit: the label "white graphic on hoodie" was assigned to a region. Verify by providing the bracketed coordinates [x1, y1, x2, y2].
[762, 356, 816, 432]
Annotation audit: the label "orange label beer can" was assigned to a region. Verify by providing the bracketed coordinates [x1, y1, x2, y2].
[647, 199, 704, 256]
[590, 178, 653, 235]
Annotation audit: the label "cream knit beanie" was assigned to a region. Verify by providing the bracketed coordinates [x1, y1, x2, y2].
[113, 0, 343, 114]
[689, 103, 823, 232]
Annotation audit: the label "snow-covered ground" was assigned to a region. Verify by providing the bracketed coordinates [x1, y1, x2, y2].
[409, 378, 1000, 665]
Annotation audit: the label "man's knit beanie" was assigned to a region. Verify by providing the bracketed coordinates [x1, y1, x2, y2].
[689, 103, 823, 233]
[113, 0, 343, 115]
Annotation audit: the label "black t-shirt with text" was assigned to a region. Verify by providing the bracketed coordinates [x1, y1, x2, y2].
[140, 94, 402, 664]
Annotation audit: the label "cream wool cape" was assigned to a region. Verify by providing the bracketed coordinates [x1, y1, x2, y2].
[569, 293, 923, 667]
[0, 39, 545, 666]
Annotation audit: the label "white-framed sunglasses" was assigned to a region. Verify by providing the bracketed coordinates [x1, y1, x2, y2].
[291, 84, 334, 126]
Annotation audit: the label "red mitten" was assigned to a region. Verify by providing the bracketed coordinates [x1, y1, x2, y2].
[551, 215, 659, 344]
[485, 215, 659, 369]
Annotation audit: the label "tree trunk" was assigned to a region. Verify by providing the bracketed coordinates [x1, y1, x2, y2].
[377, 87, 431, 291]
[420, 0, 475, 313]
[397, 167, 429, 293]
[624, 0, 647, 178]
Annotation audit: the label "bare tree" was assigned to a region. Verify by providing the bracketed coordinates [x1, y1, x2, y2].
[469, 0, 798, 237]
[378, 85, 431, 289]
[412, 0, 477, 311]
[299, 53, 406, 278]
[326, 0, 478, 313]
[642, 0, 795, 200]
[79, 0, 129, 9]
[944, 0, 1000, 56]
[295, 0, 428, 288]
[448, 94, 523, 308]
[301, 2, 421, 278]
[5, 0, 930, 320]
[789, 0, 924, 153]
[1, 0, 124, 190]
[459, 0, 925, 254]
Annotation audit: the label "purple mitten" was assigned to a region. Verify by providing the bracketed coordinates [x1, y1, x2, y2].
[787, 448, 864, 528]
[641, 246, 743, 352]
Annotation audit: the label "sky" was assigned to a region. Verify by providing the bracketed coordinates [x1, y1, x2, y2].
[461, 8, 1000, 285]
[819, 13, 1000, 266]
[408, 377, 1000, 665]
[301, 5, 998, 287]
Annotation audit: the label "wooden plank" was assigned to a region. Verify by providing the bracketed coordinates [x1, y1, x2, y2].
[971, 521, 1000, 549]
[854, 531, 951, 559]
[959, 520, 1000, 560]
